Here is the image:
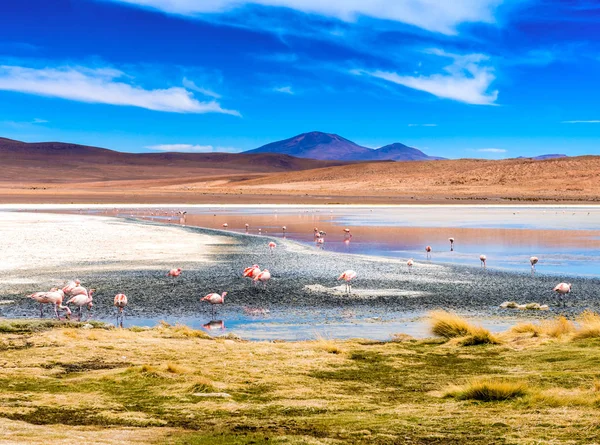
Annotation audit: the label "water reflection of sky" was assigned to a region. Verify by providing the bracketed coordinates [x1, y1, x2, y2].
[101, 205, 600, 278]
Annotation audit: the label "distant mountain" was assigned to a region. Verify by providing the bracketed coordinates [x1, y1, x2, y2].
[516, 154, 568, 161]
[244, 131, 443, 162]
[369, 142, 446, 161]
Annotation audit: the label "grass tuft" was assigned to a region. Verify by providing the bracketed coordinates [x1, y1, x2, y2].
[542, 316, 575, 338]
[445, 379, 528, 402]
[430, 311, 499, 345]
[573, 311, 600, 340]
[166, 363, 191, 374]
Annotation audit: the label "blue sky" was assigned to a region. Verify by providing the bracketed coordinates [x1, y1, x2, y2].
[0, 0, 599, 159]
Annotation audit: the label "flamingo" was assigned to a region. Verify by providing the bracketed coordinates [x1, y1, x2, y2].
[243, 264, 261, 285]
[67, 284, 90, 298]
[222, 223, 228, 229]
[282, 226, 286, 234]
[245, 223, 249, 232]
[254, 269, 271, 289]
[203, 320, 225, 331]
[338, 270, 357, 294]
[407, 259, 414, 271]
[167, 268, 182, 277]
[114, 293, 128, 327]
[425, 246, 432, 259]
[316, 237, 325, 245]
[29, 288, 71, 319]
[530, 256, 539, 273]
[553, 282, 571, 306]
[268, 241, 277, 253]
[62, 280, 81, 296]
[66, 289, 94, 320]
[480, 255, 487, 268]
[314, 228, 319, 238]
[201, 292, 227, 316]
[449, 238, 455, 251]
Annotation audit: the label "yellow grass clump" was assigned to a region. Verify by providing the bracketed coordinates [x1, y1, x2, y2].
[445, 379, 528, 402]
[429, 311, 500, 345]
[166, 363, 192, 374]
[511, 316, 575, 339]
[314, 334, 344, 354]
[573, 311, 600, 340]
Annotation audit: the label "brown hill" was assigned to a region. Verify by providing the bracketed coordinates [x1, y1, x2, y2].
[0, 137, 347, 183]
[202, 156, 600, 203]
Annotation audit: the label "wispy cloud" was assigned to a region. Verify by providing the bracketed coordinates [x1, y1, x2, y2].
[273, 85, 294, 94]
[477, 148, 506, 153]
[408, 123, 437, 127]
[182, 77, 222, 98]
[561, 120, 600, 124]
[352, 49, 498, 105]
[146, 144, 239, 153]
[0, 117, 49, 128]
[103, 0, 502, 34]
[32, 118, 48, 123]
[0, 65, 240, 115]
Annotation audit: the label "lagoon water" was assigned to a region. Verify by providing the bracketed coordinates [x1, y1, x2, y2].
[106, 205, 600, 278]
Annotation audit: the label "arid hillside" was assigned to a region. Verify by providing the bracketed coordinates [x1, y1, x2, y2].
[1, 137, 599, 204]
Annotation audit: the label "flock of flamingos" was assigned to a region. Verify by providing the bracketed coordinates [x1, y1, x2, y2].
[26, 222, 574, 325]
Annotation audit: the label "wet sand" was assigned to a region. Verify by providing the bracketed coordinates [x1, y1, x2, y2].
[1, 211, 598, 340]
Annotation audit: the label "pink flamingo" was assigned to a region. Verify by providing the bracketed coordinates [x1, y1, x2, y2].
[222, 223, 228, 229]
[203, 320, 225, 331]
[530, 256, 539, 274]
[254, 269, 271, 289]
[553, 282, 571, 306]
[313, 227, 319, 238]
[201, 292, 227, 316]
[449, 237, 455, 251]
[62, 280, 81, 296]
[338, 270, 357, 294]
[66, 289, 94, 320]
[114, 293, 128, 327]
[29, 288, 71, 319]
[316, 237, 325, 247]
[268, 241, 277, 253]
[167, 268, 182, 277]
[407, 258, 414, 271]
[343, 228, 352, 239]
[480, 255, 487, 268]
[243, 264, 261, 285]
[282, 226, 286, 234]
[425, 246, 432, 259]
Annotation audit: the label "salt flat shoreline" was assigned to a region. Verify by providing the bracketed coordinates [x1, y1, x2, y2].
[0, 211, 598, 332]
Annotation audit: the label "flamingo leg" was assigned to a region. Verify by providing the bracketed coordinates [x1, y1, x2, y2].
[40, 303, 44, 318]
[54, 304, 60, 319]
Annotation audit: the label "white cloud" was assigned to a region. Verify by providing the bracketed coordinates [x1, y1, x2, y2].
[353, 49, 498, 105]
[273, 85, 294, 94]
[182, 77, 222, 98]
[561, 120, 600, 124]
[408, 123, 437, 127]
[104, 0, 502, 34]
[146, 144, 239, 153]
[477, 148, 506, 153]
[32, 118, 48, 123]
[0, 65, 240, 115]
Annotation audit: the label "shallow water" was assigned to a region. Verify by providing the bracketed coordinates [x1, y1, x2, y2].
[116, 310, 518, 341]
[94, 205, 600, 278]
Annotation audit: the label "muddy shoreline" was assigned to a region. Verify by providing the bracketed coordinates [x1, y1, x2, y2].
[1, 214, 598, 326]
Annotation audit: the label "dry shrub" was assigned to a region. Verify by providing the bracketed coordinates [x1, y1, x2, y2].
[166, 363, 191, 374]
[445, 379, 528, 402]
[573, 311, 600, 340]
[430, 311, 500, 345]
[156, 323, 211, 339]
[190, 377, 216, 393]
[511, 322, 542, 336]
[139, 364, 161, 378]
[541, 316, 575, 338]
[314, 334, 344, 354]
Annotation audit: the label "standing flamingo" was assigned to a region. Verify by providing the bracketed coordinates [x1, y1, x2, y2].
[114, 293, 128, 327]
[449, 238, 455, 251]
[201, 292, 227, 316]
[425, 246, 432, 259]
[407, 259, 414, 271]
[282, 226, 286, 234]
[313, 228, 319, 238]
[29, 289, 71, 319]
[480, 255, 487, 268]
[243, 264, 261, 285]
[268, 241, 277, 253]
[245, 223, 249, 232]
[222, 223, 228, 229]
[254, 270, 271, 289]
[338, 270, 357, 294]
[553, 282, 571, 306]
[66, 289, 94, 320]
[530, 256, 539, 274]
